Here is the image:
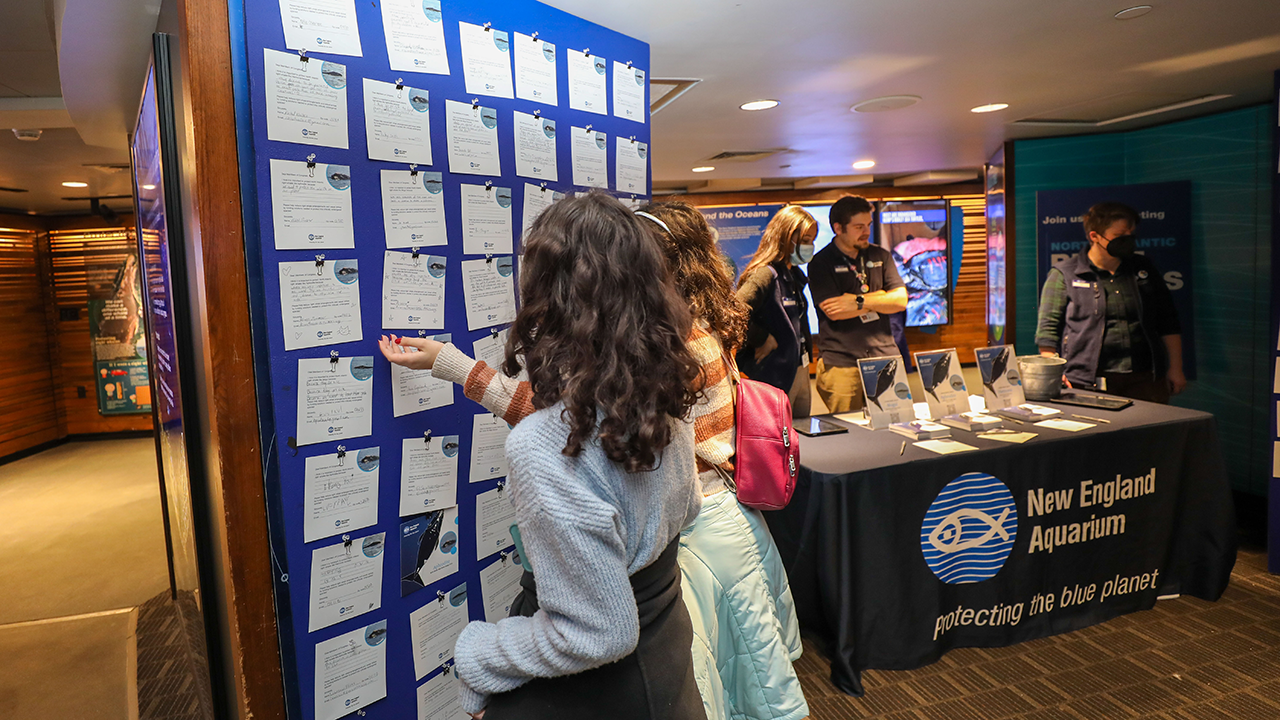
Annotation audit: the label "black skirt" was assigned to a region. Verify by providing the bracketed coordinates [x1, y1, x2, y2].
[483, 539, 706, 720]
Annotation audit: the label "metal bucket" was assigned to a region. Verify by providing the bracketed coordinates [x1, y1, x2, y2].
[1017, 355, 1067, 401]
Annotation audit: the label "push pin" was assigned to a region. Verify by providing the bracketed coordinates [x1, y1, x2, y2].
[485, 253, 494, 264]
[424, 430, 433, 447]
[298, 48, 309, 63]
[336, 445, 347, 464]
[315, 253, 326, 275]
[583, 48, 590, 56]
[418, 330, 427, 338]
[395, 77, 404, 91]
[626, 60, 633, 69]
[485, 180, 494, 191]
[409, 163, 419, 177]
[306, 153, 317, 176]
[343, 534, 352, 552]
[483, 21, 492, 31]
[329, 350, 339, 371]
[437, 590, 447, 604]
[531, 31, 539, 41]
[533, 109, 541, 119]
[497, 479, 507, 492]
[472, 97, 481, 109]
[412, 246, 421, 261]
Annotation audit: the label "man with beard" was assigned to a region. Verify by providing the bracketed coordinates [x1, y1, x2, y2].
[1035, 202, 1185, 403]
[807, 195, 908, 413]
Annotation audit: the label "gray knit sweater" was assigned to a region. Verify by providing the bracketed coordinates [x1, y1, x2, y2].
[453, 405, 703, 713]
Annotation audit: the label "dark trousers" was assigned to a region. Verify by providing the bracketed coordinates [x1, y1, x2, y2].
[1099, 371, 1170, 404]
[485, 540, 705, 720]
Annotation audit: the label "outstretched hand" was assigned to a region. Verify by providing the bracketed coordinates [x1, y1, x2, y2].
[378, 334, 445, 370]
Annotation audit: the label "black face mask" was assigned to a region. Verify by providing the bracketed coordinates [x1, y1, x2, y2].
[1103, 234, 1137, 258]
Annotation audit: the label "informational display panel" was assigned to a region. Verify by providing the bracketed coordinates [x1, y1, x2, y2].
[879, 200, 952, 327]
[985, 148, 1008, 345]
[233, 2, 649, 718]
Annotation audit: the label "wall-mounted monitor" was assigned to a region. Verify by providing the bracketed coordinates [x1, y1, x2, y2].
[878, 200, 951, 327]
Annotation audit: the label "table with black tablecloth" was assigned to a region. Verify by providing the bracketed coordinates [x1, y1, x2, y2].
[764, 399, 1237, 696]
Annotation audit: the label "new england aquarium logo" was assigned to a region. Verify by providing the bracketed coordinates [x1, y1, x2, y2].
[920, 472, 1018, 583]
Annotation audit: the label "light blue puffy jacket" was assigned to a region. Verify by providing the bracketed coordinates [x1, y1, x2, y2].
[679, 490, 809, 720]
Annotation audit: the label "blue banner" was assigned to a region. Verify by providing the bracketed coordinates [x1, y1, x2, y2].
[698, 204, 785, 280]
[1035, 181, 1195, 378]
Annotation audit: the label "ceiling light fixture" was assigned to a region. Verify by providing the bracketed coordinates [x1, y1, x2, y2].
[1114, 5, 1153, 20]
[851, 95, 921, 113]
[142, 184, 156, 190]
[852, 160, 876, 170]
[740, 99, 779, 111]
[61, 181, 88, 188]
[692, 166, 715, 173]
[971, 103, 1009, 113]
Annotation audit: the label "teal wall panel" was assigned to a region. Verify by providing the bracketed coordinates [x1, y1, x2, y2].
[1013, 106, 1273, 495]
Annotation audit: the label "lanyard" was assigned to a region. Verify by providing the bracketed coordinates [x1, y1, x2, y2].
[844, 253, 871, 294]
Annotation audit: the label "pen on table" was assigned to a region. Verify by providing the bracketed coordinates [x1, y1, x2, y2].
[899, 441, 906, 456]
[1072, 413, 1111, 424]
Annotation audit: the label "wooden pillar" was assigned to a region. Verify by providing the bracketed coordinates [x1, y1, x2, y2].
[167, 0, 287, 716]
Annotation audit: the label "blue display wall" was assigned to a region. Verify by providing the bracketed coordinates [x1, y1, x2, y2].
[228, 1, 649, 717]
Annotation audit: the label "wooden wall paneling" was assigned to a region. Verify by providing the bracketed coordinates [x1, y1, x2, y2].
[0, 225, 61, 457]
[45, 227, 154, 435]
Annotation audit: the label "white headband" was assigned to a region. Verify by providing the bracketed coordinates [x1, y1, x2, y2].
[634, 210, 672, 235]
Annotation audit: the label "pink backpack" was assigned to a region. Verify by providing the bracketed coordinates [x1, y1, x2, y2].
[719, 353, 799, 510]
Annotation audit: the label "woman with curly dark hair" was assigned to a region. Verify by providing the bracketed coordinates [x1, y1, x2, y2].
[427, 193, 703, 720]
[381, 198, 808, 720]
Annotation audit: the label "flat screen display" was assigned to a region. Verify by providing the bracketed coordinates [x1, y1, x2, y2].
[878, 200, 951, 327]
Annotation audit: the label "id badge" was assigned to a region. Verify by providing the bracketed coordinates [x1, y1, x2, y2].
[801, 351, 811, 366]
[860, 311, 880, 323]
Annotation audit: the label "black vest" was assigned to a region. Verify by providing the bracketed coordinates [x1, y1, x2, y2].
[1053, 251, 1169, 388]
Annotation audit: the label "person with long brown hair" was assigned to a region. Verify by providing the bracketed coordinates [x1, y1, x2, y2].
[637, 201, 809, 720]
[403, 193, 705, 720]
[380, 198, 808, 720]
[736, 205, 818, 417]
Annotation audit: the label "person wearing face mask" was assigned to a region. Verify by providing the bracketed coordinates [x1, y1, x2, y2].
[807, 195, 909, 413]
[735, 204, 817, 417]
[1035, 201, 1185, 403]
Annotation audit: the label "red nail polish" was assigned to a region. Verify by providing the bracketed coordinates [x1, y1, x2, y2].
[395, 337, 401, 344]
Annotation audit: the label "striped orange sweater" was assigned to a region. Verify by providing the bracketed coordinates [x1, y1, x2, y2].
[429, 322, 737, 496]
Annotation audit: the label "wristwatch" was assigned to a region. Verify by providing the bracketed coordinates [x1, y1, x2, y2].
[856, 295, 865, 310]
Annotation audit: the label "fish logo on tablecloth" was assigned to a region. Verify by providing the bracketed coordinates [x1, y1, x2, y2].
[920, 473, 1018, 584]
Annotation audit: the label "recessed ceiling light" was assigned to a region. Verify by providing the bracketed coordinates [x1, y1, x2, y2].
[142, 184, 156, 190]
[1115, 5, 1153, 20]
[692, 166, 715, 173]
[971, 103, 1010, 113]
[851, 95, 921, 113]
[61, 181, 88, 188]
[852, 160, 876, 170]
[740, 99, 779, 111]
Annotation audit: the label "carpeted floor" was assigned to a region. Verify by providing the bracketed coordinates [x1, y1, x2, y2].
[136, 591, 214, 720]
[796, 544, 1280, 720]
